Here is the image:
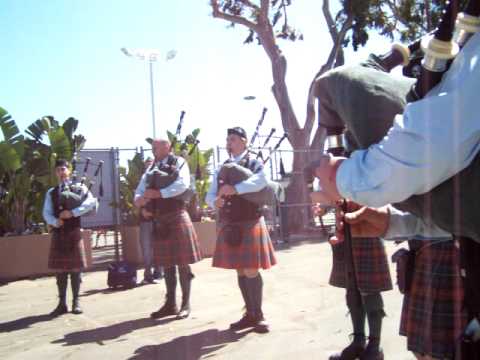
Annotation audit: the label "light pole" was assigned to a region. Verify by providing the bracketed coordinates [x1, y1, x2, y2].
[121, 47, 177, 138]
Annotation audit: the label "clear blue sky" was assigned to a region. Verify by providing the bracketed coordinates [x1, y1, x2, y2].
[2, 1, 390, 162]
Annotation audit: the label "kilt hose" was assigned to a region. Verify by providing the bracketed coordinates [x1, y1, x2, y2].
[48, 227, 87, 270]
[213, 216, 277, 270]
[400, 239, 466, 359]
[329, 237, 392, 293]
[152, 209, 202, 267]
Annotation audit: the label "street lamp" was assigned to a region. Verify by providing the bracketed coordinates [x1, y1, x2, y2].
[121, 47, 177, 138]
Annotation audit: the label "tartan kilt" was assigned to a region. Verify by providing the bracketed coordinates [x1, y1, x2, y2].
[400, 239, 466, 358]
[212, 216, 277, 270]
[329, 237, 392, 292]
[48, 227, 87, 270]
[152, 210, 202, 267]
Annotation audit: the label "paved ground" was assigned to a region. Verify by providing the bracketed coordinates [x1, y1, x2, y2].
[0, 238, 414, 360]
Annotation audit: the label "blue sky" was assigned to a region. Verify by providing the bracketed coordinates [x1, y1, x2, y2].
[2, 0, 391, 164]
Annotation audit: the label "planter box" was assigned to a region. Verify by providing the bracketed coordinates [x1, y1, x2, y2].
[121, 221, 217, 265]
[0, 230, 92, 281]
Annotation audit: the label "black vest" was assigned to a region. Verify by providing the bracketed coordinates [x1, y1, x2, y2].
[218, 155, 262, 223]
[149, 154, 185, 216]
[51, 184, 81, 231]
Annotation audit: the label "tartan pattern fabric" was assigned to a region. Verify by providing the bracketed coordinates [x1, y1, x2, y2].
[48, 227, 87, 270]
[212, 217, 277, 270]
[329, 237, 392, 292]
[152, 210, 202, 267]
[399, 240, 466, 359]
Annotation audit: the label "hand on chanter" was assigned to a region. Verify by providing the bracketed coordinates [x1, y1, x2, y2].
[217, 184, 237, 198]
[214, 196, 225, 209]
[310, 190, 336, 206]
[144, 189, 162, 199]
[312, 154, 345, 203]
[59, 210, 73, 219]
[334, 200, 390, 241]
[141, 208, 153, 220]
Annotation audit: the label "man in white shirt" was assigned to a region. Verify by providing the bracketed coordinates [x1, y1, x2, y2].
[135, 138, 202, 320]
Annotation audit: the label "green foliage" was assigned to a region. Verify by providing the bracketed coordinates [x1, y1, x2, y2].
[117, 152, 145, 225]
[0, 108, 86, 235]
[339, 0, 465, 50]
[217, 0, 303, 44]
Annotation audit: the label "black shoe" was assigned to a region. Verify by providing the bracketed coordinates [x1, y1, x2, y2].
[150, 303, 178, 319]
[329, 338, 366, 360]
[72, 299, 83, 315]
[176, 304, 190, 319]
[50, 303, 68, 317]
[229, 313, 257, 331]
[359, 343, 383, 360]
[253, 314, 270, 334]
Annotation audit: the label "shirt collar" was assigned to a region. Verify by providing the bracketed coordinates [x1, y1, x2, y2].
[231, 150, 248, 163]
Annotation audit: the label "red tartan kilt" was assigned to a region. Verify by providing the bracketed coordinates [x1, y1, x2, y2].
[399, 239, 466, 359]
[48, 227, 87, 270]
[152, 210, 202, 267]
[329, 237, 392, 292]
[212, 217, 277, 270]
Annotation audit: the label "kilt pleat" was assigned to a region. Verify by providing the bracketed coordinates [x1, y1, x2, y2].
[48, 227, 87, 270]
[399, 239, 466, 359]
[212, 217, 277, 270]
[329, 237, 392, 292]
[152, 210, 202, 267]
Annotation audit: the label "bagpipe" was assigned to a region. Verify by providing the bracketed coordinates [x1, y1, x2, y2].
[217, 107, 289, 207]
[312, 0, 480, 242]
[144, 111, 198, 204]
[57, 154, 102, 216]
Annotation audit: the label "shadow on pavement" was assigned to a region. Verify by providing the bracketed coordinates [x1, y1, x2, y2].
[0, 313, 53, 332]
[52, 317, 176, 346]
[128, 328, 252, 360]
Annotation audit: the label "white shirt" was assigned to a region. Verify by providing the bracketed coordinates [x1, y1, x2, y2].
[337, 32, 480, 207]
[42, 181, 97, 228]
[205, 150, 268, 208]
[134, 155, 190, 200]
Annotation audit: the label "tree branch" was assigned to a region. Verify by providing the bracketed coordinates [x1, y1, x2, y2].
[211, 0, 258, 30]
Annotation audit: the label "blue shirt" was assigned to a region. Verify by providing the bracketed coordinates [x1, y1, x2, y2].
[206, 150, 268, 208]
[337, 32, 480, 207]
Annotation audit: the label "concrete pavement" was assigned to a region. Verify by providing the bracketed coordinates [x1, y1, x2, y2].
[0, 239, 413, 360]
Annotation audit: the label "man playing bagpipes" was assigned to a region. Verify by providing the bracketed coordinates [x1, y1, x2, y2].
[206, 127, 277, 334]
[308, 1, 480, 359]
[42, 159, 98, 316]
[135, 138, 202, 320]
[310, 1, 480, 357]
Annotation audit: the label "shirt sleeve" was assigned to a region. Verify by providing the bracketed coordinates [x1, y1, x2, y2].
[42, 189, 60, 227]
[205, 170, 219, 208]
[160, 158, 190, 198]
[71, 185, 98, 217]
[336, 33, 480, 207]
[383, 205, 452, 241]
[134, 173, 147, 201]
[234, 161, 268, 194]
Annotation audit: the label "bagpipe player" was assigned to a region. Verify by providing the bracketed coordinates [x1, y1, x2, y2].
[42, 158, 98, 316]
[206, 126, 277, 334]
